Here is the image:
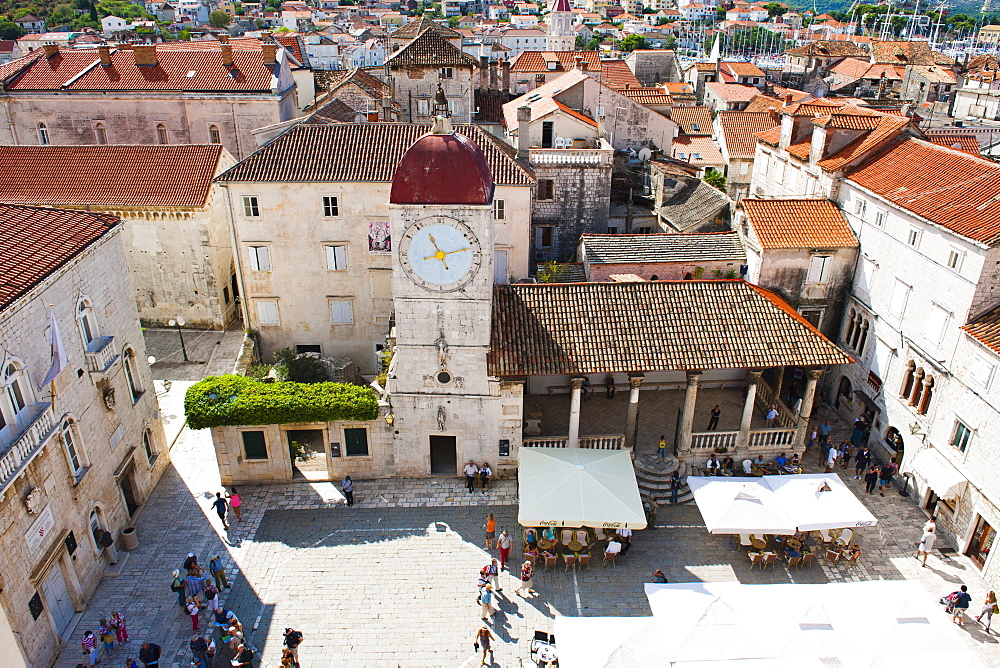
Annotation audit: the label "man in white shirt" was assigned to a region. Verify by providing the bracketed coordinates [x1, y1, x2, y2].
[825, 446, 838, 473]
[605, 539, 622, 556]
[618, 527, 633, 552]
[706, 456, 721, 475]
[463, 461, 479, 494]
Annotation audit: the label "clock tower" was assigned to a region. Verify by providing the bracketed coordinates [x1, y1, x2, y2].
[387, 100, 500, 476]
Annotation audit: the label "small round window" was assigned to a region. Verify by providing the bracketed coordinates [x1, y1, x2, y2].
[437, 371, 452, 384]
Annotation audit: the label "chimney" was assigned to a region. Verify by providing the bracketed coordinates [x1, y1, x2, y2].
[98, 45, 111, 66]
[381, 94, 393, 121]
[260, 31, 273, 41]
[262, 43, 278, 66]
[501, 59, 510, 93]
[217, 34, 230, 44]
[574, 54, 583, 70]
[133, 44, 157, 67]
[579, 59, 589, 72]
[221, 42, 234, 68]
[479, 55, 489, 89]
[489, 60, 498, 88]
[783, 93, 793, 106]
[517, 105, 531, 161]
[42, 43, 60, 59]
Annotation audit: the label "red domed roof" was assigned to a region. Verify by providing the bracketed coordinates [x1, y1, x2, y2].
[389, 130, 494, 205]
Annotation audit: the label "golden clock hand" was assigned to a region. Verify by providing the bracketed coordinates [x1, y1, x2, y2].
[428, 234, 443, 254]
[423, 247, 470, 261]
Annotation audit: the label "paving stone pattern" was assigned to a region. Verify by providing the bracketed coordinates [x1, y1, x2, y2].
[52, 388, 1000, 668]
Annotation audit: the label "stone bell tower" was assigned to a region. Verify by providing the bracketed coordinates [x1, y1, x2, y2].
[547, 0, 575, 52]
[386, 88, 501, 476]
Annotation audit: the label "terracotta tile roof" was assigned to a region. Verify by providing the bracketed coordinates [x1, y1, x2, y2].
[869, 40, 936, 66]
[273, 34, 306, 66]
[4, 45, 277, 92]
[846, 137, 1000, 245]
[391, 16, 461, 39]
[906, 64, 957, 84]
[817, 113, 911, 171]
[216, 123, 533, 186]
[533, 262, 587, 282]
[554, 100, 598, 127]
[963, 305, 1000, 355]
[859, 63, 905, 81]
[923, 131, 981, 156]
[722, 61, 765, 78]
[510, 52, 601, 75]
[582, 232, 745, 264]
[741, 198, 858, 249]
[785, 40, 866, 58]
[0, 145, 224, 209]
[814, 113, 882, 130]
[619, 87, 673, 106]
[669, 106, 713, 135]
[488, 280, 852, 376]
[718, 110, 779, 160]
[664, 82, 695, 96]
[386, 29, 477, 68]
[598, 59, 641, 89]
[306, 98, 358, 123]
[653, 177, 732, 232]
[672, 135, 724, 166]
[0, 204, 120, 310]
[755, 125, 782, 146]
[475, 87, 508, 124]
[705, 82, 760, 103]
[744, 95, 784, 113]
[828, 57, 870, 78]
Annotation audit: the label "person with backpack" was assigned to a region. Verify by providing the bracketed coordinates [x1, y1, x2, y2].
[283, 627, 303, 666]
[170, 569, 186, 609]
[878, 461, 897, 497]
[950, 585, 973, 626]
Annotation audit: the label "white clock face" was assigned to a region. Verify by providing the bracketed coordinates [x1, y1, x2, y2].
[399, 216, 482, 292]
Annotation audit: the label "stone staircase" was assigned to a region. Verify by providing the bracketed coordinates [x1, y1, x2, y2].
[634, 452, 695, 505]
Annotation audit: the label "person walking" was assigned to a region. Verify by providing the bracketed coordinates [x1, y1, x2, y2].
[484, 514, 496, 550]
[643, 496, 658, 527]
[878, 461, 897, 496]
[81, 630, 99, 666]
[916, 524, 936, 567]
[707, 405, 720, 431]
[98, 618, 115, 651]
[484, 558, 501, 592]
[185, 569, 206, 607]
[283, 627, 304, 666]
[515, 560, 535, 597]
[950, 585, 973, 626]
[211, 492, 229, 529]
[203, 581, 221, 613]
[841, 442, 854, 470]
[479, 584, 496, 622]
[187, 598, 201, 631]
[474, 625, 495, 666]
[463, 461, 479, 493]
[226, 487, 243, 521]
[806, 424, 818, 451]
[209, 555, 229, 590]
[342, 476, 354, 507]
[854, 447, 871, 479]
[818, 420, 833, 447]
[190, 635, 209, 668]
[479, 463, 492, 493]
[864, 465, 881, 495]
[170, 569, 186, 609]
[976, 591, 998, 632]
[657, 435, 667, 459]
[138, 642, 161, 668]
[765, 405, 779, 426]
[111, 611, 129, 644]
[669, 472, 680, 505]
[824, 444, 838, 473]
[497, 530, 512, 569]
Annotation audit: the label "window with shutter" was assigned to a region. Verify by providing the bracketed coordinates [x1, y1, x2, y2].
[330, 300, 353, 324]
[256, 300, 279, 325]
[924, 304, 950, 346]
[248, 246, 270, 271]
[344, 428, 369, 456]
[326, 245, 347, 270]
[806, 255, 830, 284]
[888, 280, 909, 318]
[970, 356, 995, 388]
[856, 257, 876, 294]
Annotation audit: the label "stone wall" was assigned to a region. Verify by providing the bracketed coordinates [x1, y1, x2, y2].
[387, 66, 475, 124]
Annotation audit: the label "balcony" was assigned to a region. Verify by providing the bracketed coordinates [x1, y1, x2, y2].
[522, 434, 626, 450]
[0, 403, 59, 495]
[85, 335, 119, 379]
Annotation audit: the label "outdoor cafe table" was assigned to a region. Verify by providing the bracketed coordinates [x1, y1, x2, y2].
[537, 538, 554, 551]
[568, 540, 585, 553]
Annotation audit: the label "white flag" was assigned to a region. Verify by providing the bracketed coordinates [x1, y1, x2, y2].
[39, 308, 68, 389]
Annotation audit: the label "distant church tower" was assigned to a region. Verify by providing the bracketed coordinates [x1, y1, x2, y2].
[547, 0, 575, 52]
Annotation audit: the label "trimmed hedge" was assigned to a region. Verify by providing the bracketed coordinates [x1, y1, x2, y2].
[184, 375, 379, 430]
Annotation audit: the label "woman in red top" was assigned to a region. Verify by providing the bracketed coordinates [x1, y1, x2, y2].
[515, 560, 535, 597]
[484, 514, 496, 550]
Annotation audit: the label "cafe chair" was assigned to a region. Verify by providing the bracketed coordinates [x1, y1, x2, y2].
[763, 553, 778, 570]
[530, 630, 551, 662]
[739, 533, 753, 549]
[575, 529, 588, 545]
[785, 554, 801, 570]
[801, 552, 816, 569]
[825, 549, 841, 564]
[748, 552, 764, 570]
[563, 554, 577, 571]
[603, 551, 618, 568]
[561, 529, 574, 547]
[543, 553, 557, 572]
[842, 549, 860, 568]
[839, 528, 854, 545]
[594, 528, 608, 542]
[577, 553, 591, 570]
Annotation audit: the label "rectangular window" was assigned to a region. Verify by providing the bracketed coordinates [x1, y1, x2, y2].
[953, 421, 973, 453]
[247, 245, 271, 271]
[256, 300, 279, 325]
[772, 158, 785, 183]
[242, 195, 260, 217]
[417, 98, 429, 116]
[906, 228, 921, 248]
[888, 279, 909, 318]
[854, 198, 866, 216]
[538, 179, 555, 200]
[241, 430, 268, 459]
[947, 249, 964, 272]
[439, 67, 454, 79]
[856, 256, 876, 295]
[344, 427, 369, 456]
[536, 226, 554, 249]
[806, 255, 831, 284]
[326, 244, 348, 271]
[494, 199, 505, 220]
[970, 355, 995, 388]
[296, 344, 322, 354]
[323, 196, 339, 217]
[925, 303, 950, 346]
[873, 209, 886, 228]
[370, 271, 392, 298]
[330, 299, 353, 324]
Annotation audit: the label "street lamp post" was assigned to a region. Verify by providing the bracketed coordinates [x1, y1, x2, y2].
[167, 317, 188, 362]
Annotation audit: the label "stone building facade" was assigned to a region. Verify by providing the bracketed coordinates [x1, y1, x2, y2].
[0, 39, 298, 160]
[0, 205, 168, 668]
[384, 29, 478, 124]
[0, 145, 238, 330]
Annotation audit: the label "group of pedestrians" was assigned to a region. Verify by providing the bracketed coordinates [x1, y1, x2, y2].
[79, 612, 128, 666]
[463, 461, 494, 493]
[210, 488, 243, 530]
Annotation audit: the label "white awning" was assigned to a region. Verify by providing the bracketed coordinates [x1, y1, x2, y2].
[911, 448, 967, 499]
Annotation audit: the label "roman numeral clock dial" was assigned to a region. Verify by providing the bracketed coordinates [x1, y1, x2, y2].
[399, 216, 483, 292]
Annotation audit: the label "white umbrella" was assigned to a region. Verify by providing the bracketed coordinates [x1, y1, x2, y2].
[764, 474, 878, 532]
[518, 448, 647, 529]
[687, 476, 797, 535]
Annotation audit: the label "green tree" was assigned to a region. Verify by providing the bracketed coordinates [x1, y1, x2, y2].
[338, 0, 356, 4]
[49, 3, 77, 24]
[448, 15, 460, 27]
[617, 33, 648, 52]
[703, 168, 727, 193]
[764, 3, 784, 17]
[96, 1, 153, 19]
[233, 2, 244, 15]
[209, 10, 232, 28]
[0, 20, 25, 40]
[177, 28, 192, 40]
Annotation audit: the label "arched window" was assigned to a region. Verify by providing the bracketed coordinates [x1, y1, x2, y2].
[908, 367, 925, 407]
[917, 375, 934, 415]
[208, 125, 221, 144]
[123, 348, 143, 402]
[857, 320, 869, 356]
[95, 123, 107, 145]
[142, 428, 156, 465]
[62, 419, 84, 475]
[77, 298, 98, 349]
[3, 361, 27, 415]
[156, 123, 168, 145]
[899, 360, 916, 399]
[37, 122, 49, 145]
[845, 308, 857, 346]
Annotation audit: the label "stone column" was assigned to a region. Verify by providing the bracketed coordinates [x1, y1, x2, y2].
[771, 366, 785, 404]
[624, 374, 644, 449]
[677, 370, 702, 457]
[908, 368, 925, 406]
[568, 377, 584, 448]
[794, 368, 824, 447]
[739, 370, 763, 448]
